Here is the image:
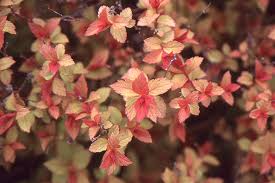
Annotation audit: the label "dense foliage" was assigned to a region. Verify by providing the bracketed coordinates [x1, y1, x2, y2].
[0, 0, 274, 183]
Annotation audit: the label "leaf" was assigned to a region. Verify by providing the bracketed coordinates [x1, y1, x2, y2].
[52, 77, 66, 96]
[0, 0, 23, 6]
[203, 155, 220, 166]
[0, 69, 12, 85]
[171, 74, 188, 90]
[74, 75, 88, 98]
[268, 28, 275, 40]
[110, 26, 127, 43]
[15, 105, 30, 120]
[89, 138, 108, 153]
[6, 127, 18, 143]
[51, 33, 69, 44]
[59, 66, 74, 82]
[162, 41, 184, 54]
[65, 101, 82, 114]
[85, 67, 112, 80]
[157, 15, 176, 27]
[72, 146, 91, 170]
[238, 138, 251, 151]
[110, 80, 139, 97]
[207, 49, 223, 63]
[118, 129, 133, 147]
[16, 112, 35, 133]
[3, 20, 16, 34]
[0, 57, 15, 71]
[144, 37, 162, 52]
[44, 158, 68, 175]
[65, 116, 81, 140]
[95, 87, 111, 103]
[49, 105, 60, 120]
[148, 78, 172, 96]
[59, 55, 75, 66]
[132, 126, 152, 143]
[162, 168, 177, 183]
[132, 73, 149, 95]
[4, 93, 16, 111]
[108, 106, 122, 124]
[237, 71, 253, 86]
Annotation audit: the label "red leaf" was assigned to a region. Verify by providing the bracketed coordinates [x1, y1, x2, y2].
[65, 116, 81, 140]
[45, 18, 61, 34]
[131, 126, 152, 143]
[132, 73, 149, 95]
[48, 105, 60, 119]
[28, 22, 48, 39]
[85, 7, 111, 36]
[134, 95, 154, 122]
[0, 113, 15, 135]
[74, 75, 88, 99]
[40, 44, 58, 62]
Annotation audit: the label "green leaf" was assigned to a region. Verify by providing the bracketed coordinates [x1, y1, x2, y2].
[65, 101, 82, 114]
[52, 174, 67, 183]
[140, 119, 153, 129]
[238, 138, 251, 151]
[17, 112, 35, 133]
[44, 158, 68, 175]
[72, 146, 91, 170]
[108, 106, 122, 124]
[4, 93, 16, 111]
[59, 66, 74, 82]
[6, 127, 18, 143]
[57, 140, 74, 161]
[96, 87, 111, 104]
[207, 50, 223, 63]
[85, 68, 112, 80]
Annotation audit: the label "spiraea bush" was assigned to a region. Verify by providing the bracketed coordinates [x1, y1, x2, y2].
[0, 0, 274, 183]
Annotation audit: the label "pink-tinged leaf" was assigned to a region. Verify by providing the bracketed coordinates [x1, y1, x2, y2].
[0, 16, 7, 30]
[178, 108, 190, 123]
[100, 149, 132, 175]
[268, 28, 275, 40]
[68, 168, 77, 183]
[249, 108, 268, 130]
[143, 49, 163, 64]
[115, 150, 132, 166]
[28, 22, 48, 39]
[48, 105, 60, 119]
[174, 120, 186, 143]
[74, 75, 88, 99]
[85, 20, 109, 36]
[134, 95, 154, 122]
[48, 61, 60, 75]
[40, 44, 58, 62]
[65, 116, 81, 140]
[222, 92, 234, 106]
[132, 73, 149, 95]
[255, 60, 271, 82]
[0, 113, 15, 135]
[131, 126, 152, 143]
[85, 6, 110, 36]
[45, 18, 61, 34]
[10, 142, 26, 150]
